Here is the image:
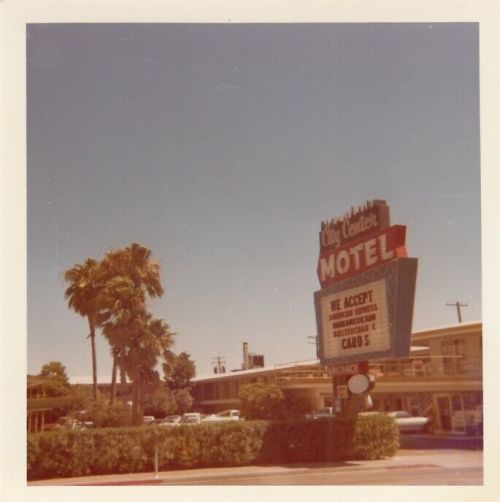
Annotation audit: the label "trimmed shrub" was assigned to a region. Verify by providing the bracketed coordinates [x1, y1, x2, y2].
[27, 414, 398, 480]
[351, 413, 400, 460]
[256, 416, 393, 464]
[27, 422, 268, 480]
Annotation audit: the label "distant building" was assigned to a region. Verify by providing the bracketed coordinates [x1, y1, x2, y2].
[191, 321, 482, 435]
[27, 375, 79, 433]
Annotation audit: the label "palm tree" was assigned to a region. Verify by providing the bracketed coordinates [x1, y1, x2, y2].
[104, 304, 174, 424]
[64, 258, 105, 401]
[123, 315, 174, 425]
[100, 243, 164, 402]
[101, 276, 146, 405]
[102, 243, 163, 298]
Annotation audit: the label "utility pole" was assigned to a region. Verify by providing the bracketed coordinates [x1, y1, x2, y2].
[307, 336, 319, 358]
[211, 356, 226, 374]
[446, 301, 468, 323]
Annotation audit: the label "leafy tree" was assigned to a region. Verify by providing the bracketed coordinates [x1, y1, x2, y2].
[239, 383, 285, 420]
[27, 362, 74, 423]
[142, 387, 194, 418]
[163, 352, 196, 390]
[172, 388, 193, 414]
[40, 361, 70, 388]
[81, 396, 130, 428]
[143, 389, 177, 418]
[64, 258, 106, 400]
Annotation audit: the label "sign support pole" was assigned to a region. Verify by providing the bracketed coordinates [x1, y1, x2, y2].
[331, 375, 338, 414]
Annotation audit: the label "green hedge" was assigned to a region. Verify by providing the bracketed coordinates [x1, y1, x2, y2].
[350, 413, 400, 460]
[27, 415, 399, 480]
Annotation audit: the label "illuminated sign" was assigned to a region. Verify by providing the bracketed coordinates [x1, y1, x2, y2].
[317, 225, 407, 288]
[319, 199, 390, 251]
[315, 200, 417, 366]
[327, 361, 369, 376]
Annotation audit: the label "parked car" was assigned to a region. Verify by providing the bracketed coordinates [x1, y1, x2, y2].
[54, 416, 94, 430]
[180, 412, 203, 425]
[157, 415, 181, 426]
[143, 415, 156, 425]
[55, 416, 80, 429]
[387, 410, 430, 433]
[202, 409, 242, 422]
[165, 415, 181, 424]
[310, 407, 335, 420]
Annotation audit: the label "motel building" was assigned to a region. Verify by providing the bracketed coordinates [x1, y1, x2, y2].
[191, 320, 483, 436]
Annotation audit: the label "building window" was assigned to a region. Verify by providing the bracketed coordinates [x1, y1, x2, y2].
[441, 339, 467, 375]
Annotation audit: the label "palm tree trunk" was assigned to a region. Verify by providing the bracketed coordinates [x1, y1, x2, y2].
[137, 381, 144, 424]
[120, 353, 127, 395]
[88, 317, 98, 401]
[131, 379, 140, 425]
[110, 354, 117, 405]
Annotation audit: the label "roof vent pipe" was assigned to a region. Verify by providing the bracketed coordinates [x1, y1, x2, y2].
[243, 342, 250, 370]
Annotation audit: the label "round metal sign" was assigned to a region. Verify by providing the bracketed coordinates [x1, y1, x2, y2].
[347, 373, 371, 394]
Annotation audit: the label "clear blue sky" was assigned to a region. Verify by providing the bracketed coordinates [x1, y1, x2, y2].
[27, 23, 480, 379]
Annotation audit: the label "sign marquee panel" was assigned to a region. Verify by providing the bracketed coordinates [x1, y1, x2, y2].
[318, 278, 390, 360]
[314, 258, 417, 366]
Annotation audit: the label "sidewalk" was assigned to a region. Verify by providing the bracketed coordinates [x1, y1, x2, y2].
[399, 433, 483, 450]
[27, 448, 483, 486]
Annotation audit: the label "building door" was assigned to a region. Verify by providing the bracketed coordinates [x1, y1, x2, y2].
[450, 393, 466, 434]
[436, 394, 466, 434]
[436, 395, 452, 432]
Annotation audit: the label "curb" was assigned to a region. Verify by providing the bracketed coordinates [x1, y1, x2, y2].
[28, 460, 443, 486]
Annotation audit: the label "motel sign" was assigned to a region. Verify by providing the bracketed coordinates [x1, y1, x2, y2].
[314, 200, 417, 366]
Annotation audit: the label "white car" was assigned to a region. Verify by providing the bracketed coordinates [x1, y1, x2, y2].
[387, 411, 430, 433]
[202, 409, 242, 422]
[180, 412, 203, 425]
[158, 415, 181, 426]
[310, 407, 335, 420]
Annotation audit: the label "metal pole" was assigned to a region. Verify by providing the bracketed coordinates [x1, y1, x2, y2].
[154, 444, 159, 479]
[332, 375, 336, 412]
